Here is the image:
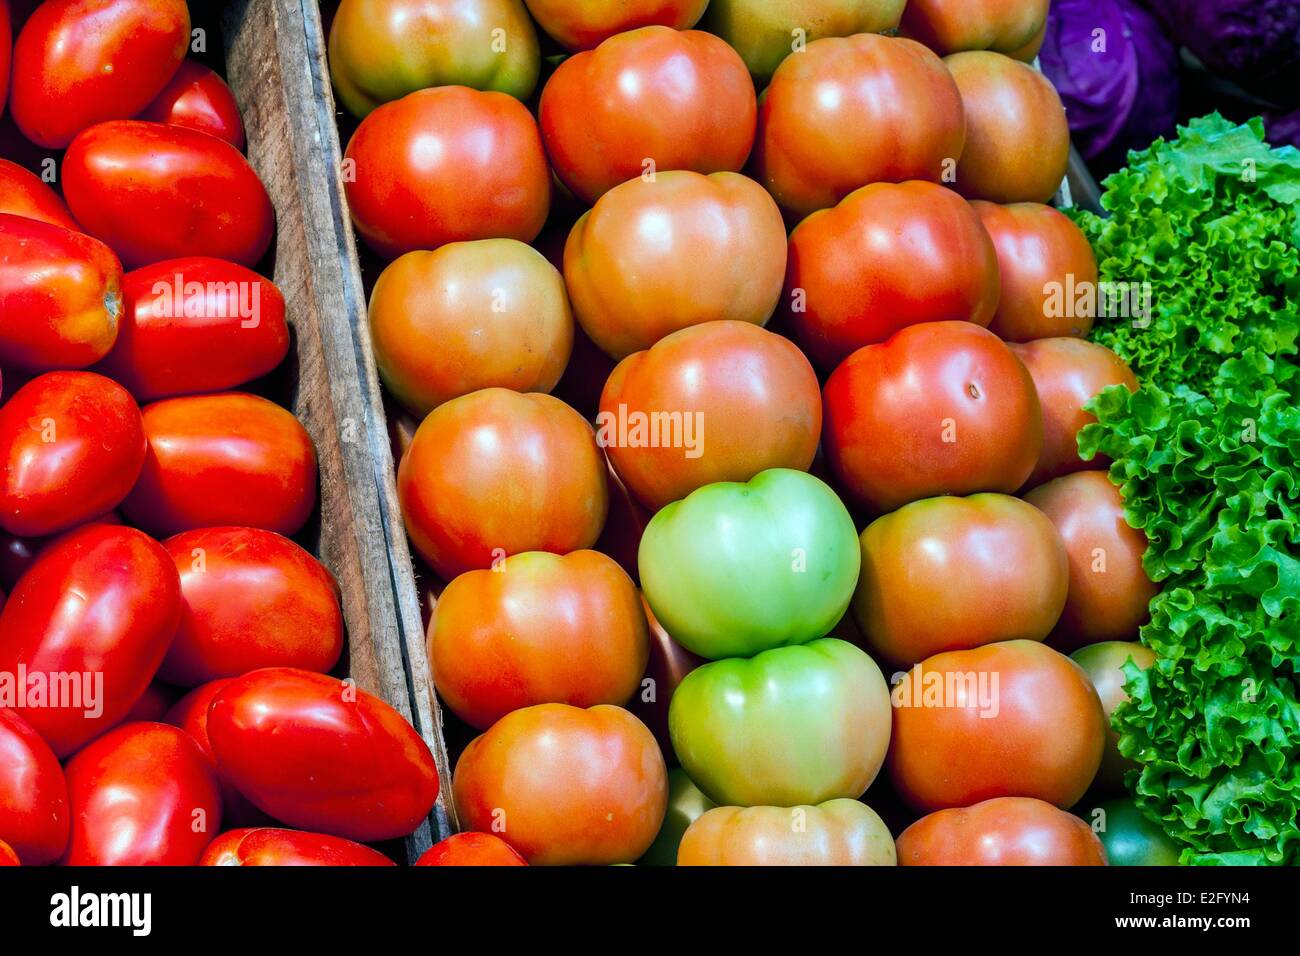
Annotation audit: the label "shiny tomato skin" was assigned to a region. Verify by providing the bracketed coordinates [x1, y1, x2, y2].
[600, 321, 821, 511]
[0, 511, 120, 591]
[0, 158, 78, 228]
[159, 527, 344, 686]
[0, 841, 16, 865]
[9, 0, 189, 148]
[1070, 641, 1158, 794]
[121, 393, 318, 537]
[0, 709, 69, 865]
[853, 494, 1068, 667]
[901, 0, 1049, 57]
[973, 201, 1098, 341]
[539, 27, 756, 205]
[783, 181, 1000, 369]
[207, 668, 440, 842]
[415, 832, 528, 866]
[564, 171, 787, 360]
[429, 550, 648, 729]
[897, 796, 1106, 865]
[138, 60, 246, 150]
[1009, 338, 1139, 488]
[163, 679, 265, 827]
[678, 799, 896, 866]
[0, 371, 145, 537]
[397, 388, 608, 581]
[62, 721, 222, 865]
[62, 120, 275, 269]
[823, 321, 1042, 514]
[369, 240, 573, 416]
[752, 34, 965, 219]
[454, 703, 667, 865]
[888, 640, 1106, 812]
[201, 828, 395, 866]
[0, 524, 182, 757]
[343, 86, 550, 260]
[524, 0, 708, 51]
[93, 257, 290, 402]
[946, 51, 1069, 204]
[0, 213, 123, 371]
[1025, 472, 1158, 650]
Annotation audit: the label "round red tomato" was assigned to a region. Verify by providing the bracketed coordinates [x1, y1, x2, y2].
[0, 708, 69, 865]
[0, 371, 145, 537]
[343, 86, 550, 259]
[139, 60, 246, 150]
[121, 392, 318, 537]
[201, 828, 395, 866]
[454, 703, 667, 865]
[163, 679, 265, 827]
[0, 213, 123, 371]
[783, 180, 1000, 369]
[1026, 471, 1159, 649]
[398, 388, 608, 581]
[10, 0, 189, 148]
[897, 796, 1106, 865]
[62, 120, 275, 268]
[523, 0, 708, 51]
[415, 832, 528, 866]
[0, 524, 181, 756]
[823, 321, 1042, 513]
[1009, 337, 1139, 488]
[752, 34, 965, 219]
[564, 171, 787, 360]
[888, 640, 1106, 812]
[159, 527, 344, 686]
[0, 158, 78, 229]
[93, 257, 290, 402]
[946, 51, 1069, 204]
[540, 27, 755, 205]
[207, 668, 440, 842]
[901, 0, 1049, 57]
[429, 549, 649, 729]
[62, 721, 221, 865]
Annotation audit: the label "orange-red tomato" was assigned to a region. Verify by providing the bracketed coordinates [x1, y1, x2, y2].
[540, 27, 756, 205]
[0, 841, 16, 866]
[888, 640, 1106, 812]
[369, 240, 573, 416]
[121, 393, 318, 537]
[946, 51, 1069, 204]
[973, 201, 1098, 341]
[454, 703, 667, 865]
[1071, 641, 1158, 793]
[599, 320, 821, 511]
[523, 0, 708, 51]
[853, 494, 1068, 667]
[1009, 337, 1139, 488]
[0, 708, 69, 865]
[901, 0, 1049, 57]
[823, 321, 1042, 513]
[62, 120, 275, 269]
[0, 524, 181, 757]
[201, 828, 396, 866]
[397, 388, 608, 581]
[139, 60, 246, 150]
[0, 371, 145, 537]
[163, 679, 265, 827]
[415, 832, 528, 866]
[0, 158, 78, 228]
[208, 668, 440, 842]
[92, 257, 290, 402]
[1026, 472, 1159, 650]
[783, 181, 1000, 369]
[159, 527, 344, 686]
[430, 550, 648, 729]
[897, 796, 1107, 865]
[752, 34, 965, 219]
[343, 86, 551, 259]
[564, 171, 787, 359]
[62, 722, 221, 865]
[0, 213, 123, 371]
[678, 800, 896, 866]
[9, 0, 189, 148]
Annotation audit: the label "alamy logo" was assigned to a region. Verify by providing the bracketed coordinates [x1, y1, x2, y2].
[151, 275, 262, 328]
[50, 887, 152, 937]
[594, 404, 704, 459]
[890, 663, 1000, 718]
[0, 666, 103, 718]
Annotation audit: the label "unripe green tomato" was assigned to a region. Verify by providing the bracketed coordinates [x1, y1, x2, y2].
[669, 638, 892, 807]
[1082, 798, 1182, 866]
[638, 768, 716, 866]
[638, 468, 860, 660]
